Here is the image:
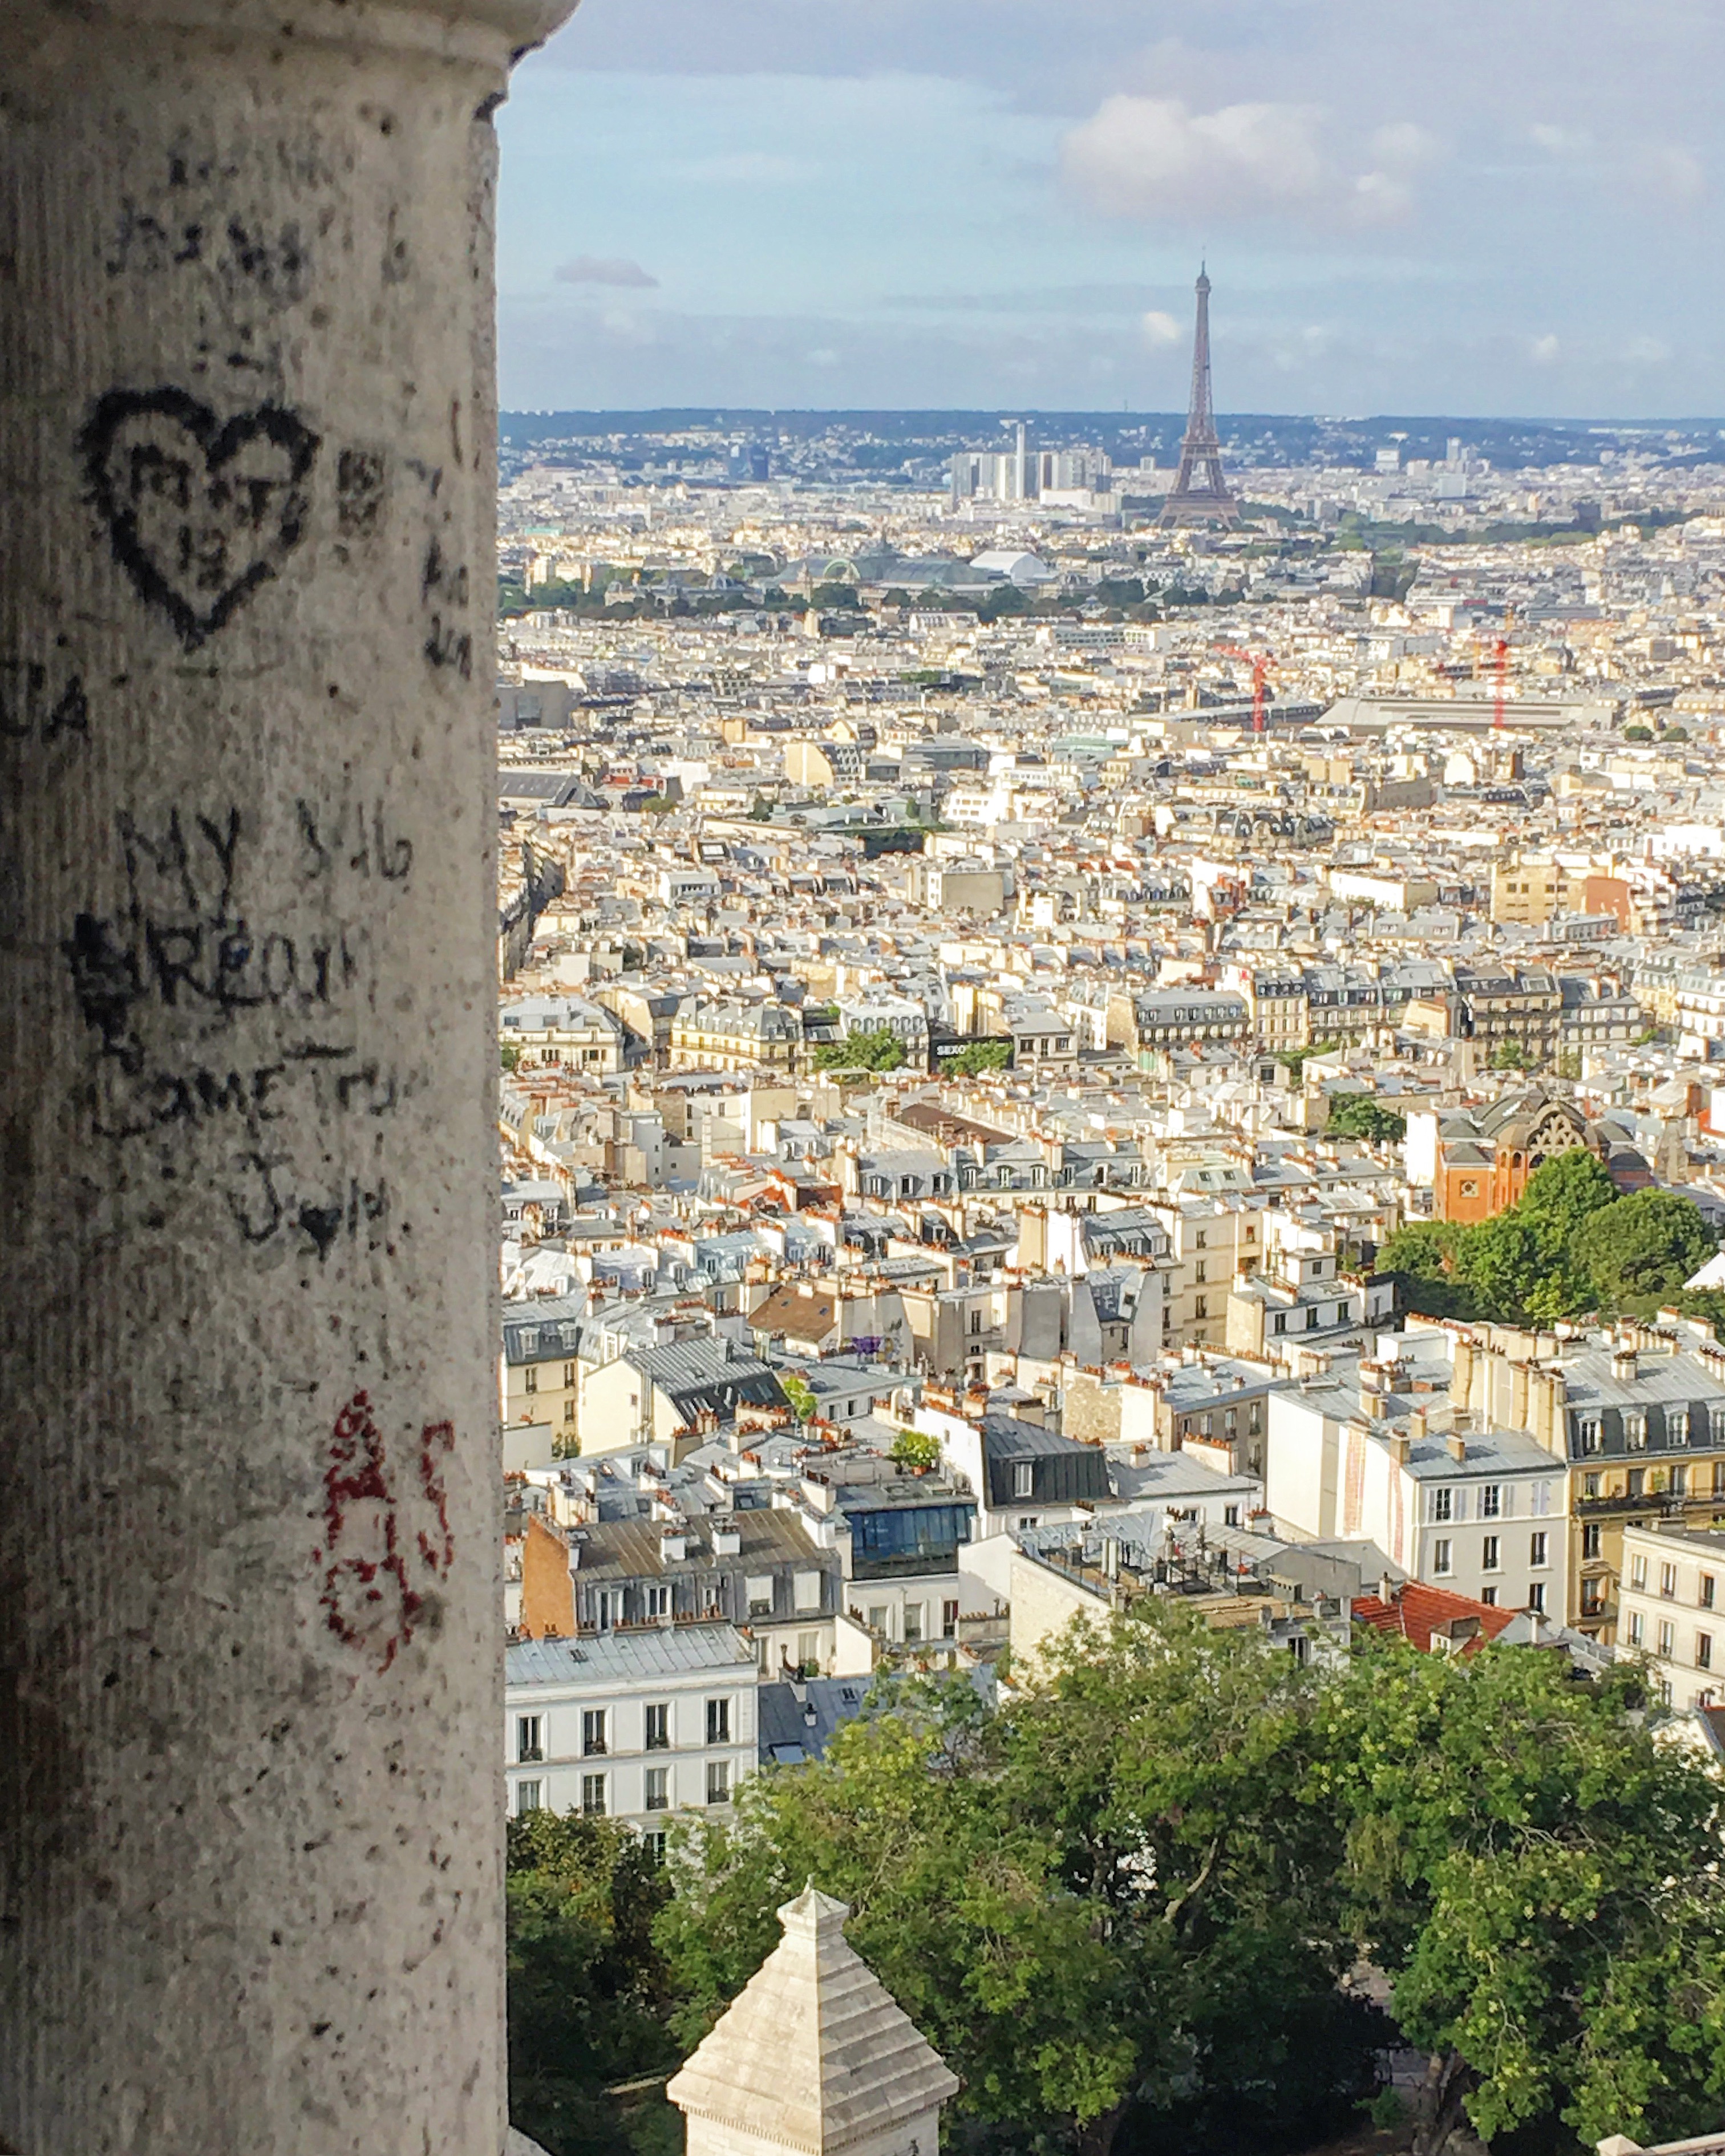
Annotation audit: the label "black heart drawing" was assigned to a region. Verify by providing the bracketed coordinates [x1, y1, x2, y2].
[82, 387, 321, 650]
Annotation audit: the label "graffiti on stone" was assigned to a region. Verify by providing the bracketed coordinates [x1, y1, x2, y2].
[82, 387, 319, 648]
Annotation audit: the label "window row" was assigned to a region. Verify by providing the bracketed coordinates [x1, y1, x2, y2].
[1625, 1612, 1715, 1669]
[857, 1599, 961, 1642]
[1577, 1407, 1725, 1452]
[512, 1759, 733, 1818]
[587, 1573, 828, 1627]
[1431, 1532, 1548, 1575]
[1627, 1557, 1720, 1604]
[514, 1696, 732, 1763]
[1429, 1482, 1550, 1525]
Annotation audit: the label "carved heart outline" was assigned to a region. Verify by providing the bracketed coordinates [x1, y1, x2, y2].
[81, 386, 321, 650]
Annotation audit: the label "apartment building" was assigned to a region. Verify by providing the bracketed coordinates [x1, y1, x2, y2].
[1618, 1523, 1725, 1709]
[501, 1292, 586, 1471]
[505, 1624, 758, 1843]
[1449, 1324, 1725, 1642]
[1267, 1361, 1568, 1612]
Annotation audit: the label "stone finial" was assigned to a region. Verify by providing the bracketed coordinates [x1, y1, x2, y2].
[668, 1880, 960, 2156]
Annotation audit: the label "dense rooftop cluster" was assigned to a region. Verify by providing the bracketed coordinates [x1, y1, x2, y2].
[490, 412, 1725, 1863]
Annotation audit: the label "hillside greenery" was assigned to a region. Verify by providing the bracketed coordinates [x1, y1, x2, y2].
[508, 1602, 1725, 2156]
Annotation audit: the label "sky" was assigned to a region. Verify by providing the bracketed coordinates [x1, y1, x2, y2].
[496, 0, 1724, 418]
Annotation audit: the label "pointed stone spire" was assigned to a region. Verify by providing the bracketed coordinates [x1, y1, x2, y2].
[667, 1883, 960, 2156]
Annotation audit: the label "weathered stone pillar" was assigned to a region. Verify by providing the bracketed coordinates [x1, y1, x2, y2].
[0, 4, 574, 2149]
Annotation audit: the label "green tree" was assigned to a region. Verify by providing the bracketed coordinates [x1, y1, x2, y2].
[1574, 1189, 1714, 1314]
[779, 1372, 817, 1424]
[888, 1426, 940, 1472]
[811, 1027, 908, 1074]
[658, 1606, 1378, 2156]
[1094, 576, 1145, 607]
[1324, 1093, 1407, 1144]
[1517, 1146, 1618, 1251]
[810, 581, 860, 610]
[1376, 1221, 1471, 1319]
[501, 1042, 521, 1073]
[1319, 1641, 1725, 2154]
[1676, 1286, 1725, 1340]
[1450, 1215, 1526, 1322]
[507, 1811, 678, 2156]
[1488, 1038, 1536, 1070]
[1276, 1040, 1342, 1081]
[944, 1039, 1013, 1076]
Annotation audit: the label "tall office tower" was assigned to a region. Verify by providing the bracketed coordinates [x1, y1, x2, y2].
[1157, 267, 1241, 530]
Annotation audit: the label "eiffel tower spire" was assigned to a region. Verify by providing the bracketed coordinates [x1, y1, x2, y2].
[1158, 265, 1240, 529]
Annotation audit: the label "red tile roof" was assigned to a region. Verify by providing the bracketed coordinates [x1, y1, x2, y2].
[1351, 1579, 1519, 1654]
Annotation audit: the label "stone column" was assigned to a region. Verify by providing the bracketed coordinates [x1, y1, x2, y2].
[0, 3, 574, 2150]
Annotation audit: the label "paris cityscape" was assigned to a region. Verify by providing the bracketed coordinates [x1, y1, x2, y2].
[492, 253, 1725, 2156]
[11, 6, 1725, 2156]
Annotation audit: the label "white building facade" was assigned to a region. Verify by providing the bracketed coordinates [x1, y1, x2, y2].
[1268, 1379, 1569, 1614]
[1619, 1522, 1725, 1709]
[505, 1623, 757, 1844]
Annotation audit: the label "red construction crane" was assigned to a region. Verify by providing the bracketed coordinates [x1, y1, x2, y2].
[1213, 643, 1275, 732]
[1492, 605, 1516, 728]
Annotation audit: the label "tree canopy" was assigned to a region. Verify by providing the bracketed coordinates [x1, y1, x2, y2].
[1574, 1189, 1715, 1311]
[942, 1038, 1013, 1077]
[656, 1608, 1379, 2156]
[509, 1605, 1725, 2156]
[1378, 1148, 1713, 1326]
[811, 1027, 908, 1074]
[1320, 1639, 1725, 2151]
[778, 1372, 817, 1424]
[507, 1810, 678, 2156]
[1325, 1093, 1407, 1144]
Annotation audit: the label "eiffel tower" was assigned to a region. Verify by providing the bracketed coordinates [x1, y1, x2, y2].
[1157, 266, 1240, 529]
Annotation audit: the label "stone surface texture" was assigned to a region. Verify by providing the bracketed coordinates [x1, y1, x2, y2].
[668, 1885, 962, 2156]
[0, 2, 574, 2150]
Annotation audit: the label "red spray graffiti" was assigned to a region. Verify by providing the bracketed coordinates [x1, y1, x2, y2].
[315, 1390, 456, 1669]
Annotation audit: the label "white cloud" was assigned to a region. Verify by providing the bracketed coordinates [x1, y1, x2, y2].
[1529, 334, 1561, 364]
[1352, 172, 1414, 225]
[1141, 309, 1183, 346]
[1370, 122, 1441, 173]
[1642, 146, 1706, 205]
[556, 255, 659, 287]
[1060, 96, 1436, 226]
[1062, 96, 1327, 220]
[1626, 335, 1670, 364]
[805, 346, 840, 367]
[1529, 123, 1592, 157]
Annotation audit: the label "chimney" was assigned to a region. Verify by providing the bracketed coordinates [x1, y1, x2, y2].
[1378, 1572, 1396, 1605]
[660, 1530, 689, 1563]
[1389, 1432, 1410, 1466]
[1409, 1407, 1428, 1443]
[1610, 1348, 1638, 1384]
[711, 1522, 741, 1557]
[1450, 1334, 1475, 1409]
[1447, 1432, 1467, 1463]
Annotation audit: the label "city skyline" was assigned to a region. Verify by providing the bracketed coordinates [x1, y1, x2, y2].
[497, 0, 1723, 416]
